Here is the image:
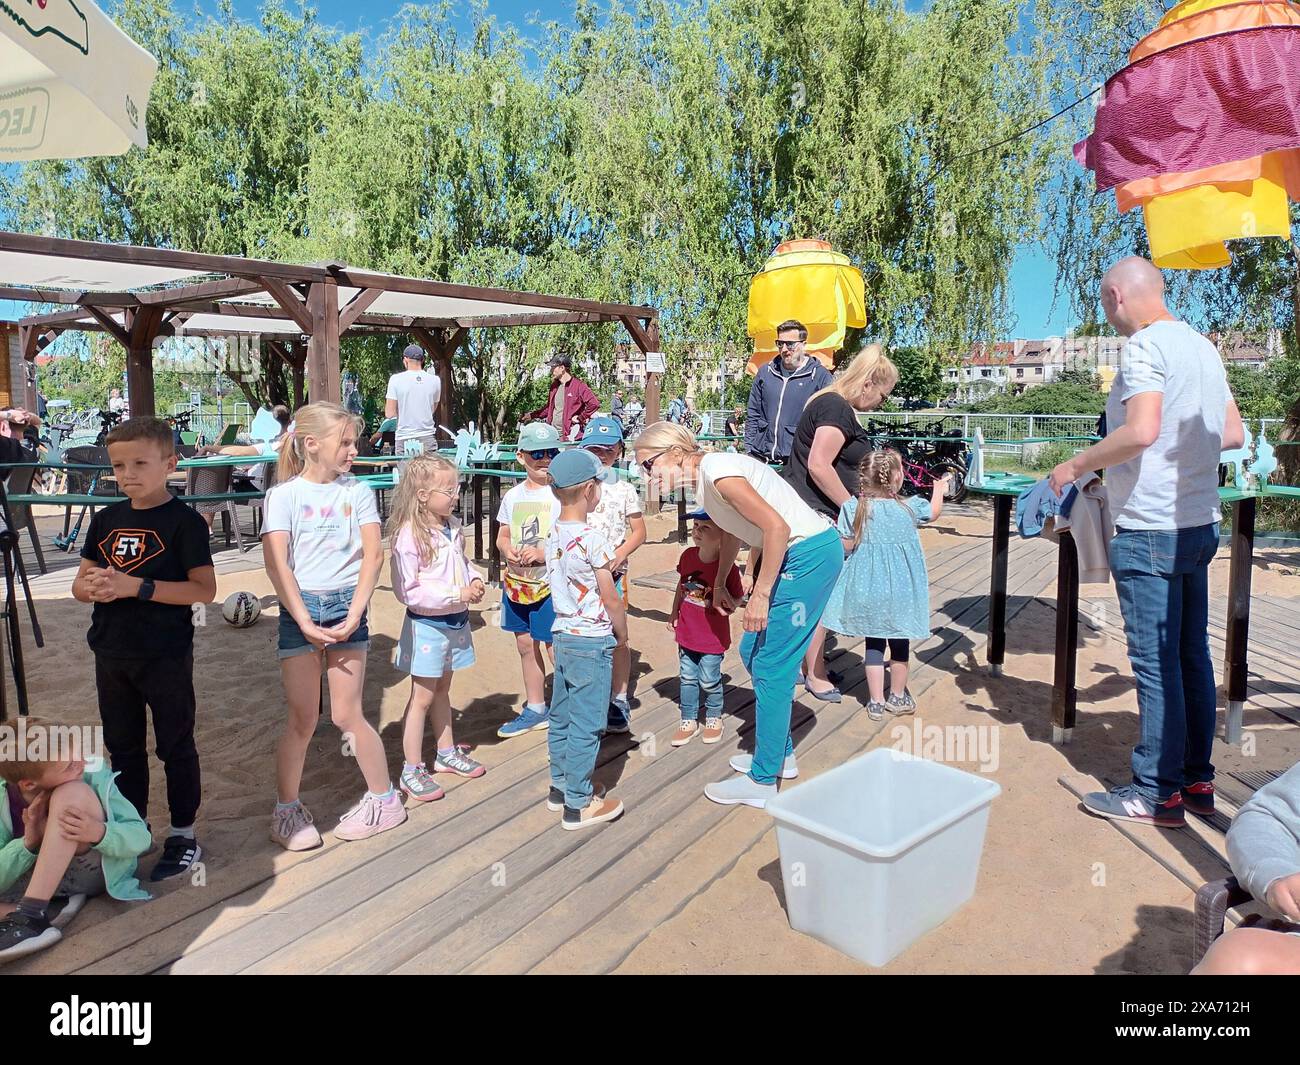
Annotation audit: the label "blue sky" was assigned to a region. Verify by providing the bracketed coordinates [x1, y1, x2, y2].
[0, 0, 1076, 337]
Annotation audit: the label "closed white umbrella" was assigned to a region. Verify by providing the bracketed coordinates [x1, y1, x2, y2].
[0, 0, 158, 160]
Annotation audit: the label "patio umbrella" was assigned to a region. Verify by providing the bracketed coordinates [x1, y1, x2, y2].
[1, 0, 158, 161]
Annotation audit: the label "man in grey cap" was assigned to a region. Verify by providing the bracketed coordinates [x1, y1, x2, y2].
[385, 342, 443, 454]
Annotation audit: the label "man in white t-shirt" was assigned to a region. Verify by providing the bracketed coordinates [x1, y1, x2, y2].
[385, 344, 442, 454]
[1048, 257, 1245, 831]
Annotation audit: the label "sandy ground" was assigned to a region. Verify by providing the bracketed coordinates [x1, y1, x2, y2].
[13, 498, 1300, 974]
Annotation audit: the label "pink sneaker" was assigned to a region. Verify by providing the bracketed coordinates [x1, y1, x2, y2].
[270, 802, 323, 851]
[333, 790, 408, 841]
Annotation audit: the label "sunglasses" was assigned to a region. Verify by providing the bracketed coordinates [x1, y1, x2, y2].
[775, 340, 802, 349]
[640, 449, 669, 474]
[527, 449, 560, 461]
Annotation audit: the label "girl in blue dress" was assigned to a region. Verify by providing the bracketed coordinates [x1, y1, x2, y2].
[821, 450, 948, 721]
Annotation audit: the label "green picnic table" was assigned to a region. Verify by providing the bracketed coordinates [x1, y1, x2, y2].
[968, 472, 1300, 746]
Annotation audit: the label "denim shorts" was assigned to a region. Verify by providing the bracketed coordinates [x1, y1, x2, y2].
[394, 610, 476, 678]
[278, 586, 370, 658]
[500, 594, 555, 643]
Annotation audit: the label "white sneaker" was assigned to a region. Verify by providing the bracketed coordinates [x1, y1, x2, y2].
[271, 802, 324, 851]
[704, 774, 778, 809]
[728, 752, 799, 779]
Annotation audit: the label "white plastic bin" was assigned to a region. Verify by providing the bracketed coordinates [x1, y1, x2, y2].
[765, 748, 1001, 967]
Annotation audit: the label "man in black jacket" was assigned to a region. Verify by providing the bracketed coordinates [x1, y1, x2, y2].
[744, 320, 833, 464]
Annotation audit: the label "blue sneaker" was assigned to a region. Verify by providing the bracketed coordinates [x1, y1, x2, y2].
[497, 706, 550, 739]
[605, 699, 631, 735]
[1081, 784, 1185, 829]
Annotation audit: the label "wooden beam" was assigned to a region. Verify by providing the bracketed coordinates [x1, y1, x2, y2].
[136, 277, 265, 305]
[14, 307, 101, 328]
[620, 314, 654, 355]
[0, 286, 138, 306]
[0, 229, 332, 284]
[333, 266, 658, 319]
[258, 276, 314, 335]
[338, 288, 382, 332]
[85, 306, 131, 348]
[306, 280, 341, 404]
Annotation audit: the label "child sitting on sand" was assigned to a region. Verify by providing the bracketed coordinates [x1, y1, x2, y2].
[0, 718, 151, 962]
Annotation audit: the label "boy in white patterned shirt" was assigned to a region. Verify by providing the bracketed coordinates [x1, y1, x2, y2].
[542, 449, 628, 830]
[579, 416, 646, 732]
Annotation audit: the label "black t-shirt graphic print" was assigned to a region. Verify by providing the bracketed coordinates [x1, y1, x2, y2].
[81, 497, 213, 658]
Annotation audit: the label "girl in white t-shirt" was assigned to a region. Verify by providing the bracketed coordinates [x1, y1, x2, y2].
[262, 402, 405, 850]
[580, 416, 646, 731]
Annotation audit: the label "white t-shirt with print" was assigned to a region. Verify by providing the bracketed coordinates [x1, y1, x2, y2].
[385, 368, 442, 443]
[589, 476, 642, 575]
[262, 475, 381, 593]
[496, 480, 561, 603]
[545, 521, 615, 639]
[696, 451, 830, 548]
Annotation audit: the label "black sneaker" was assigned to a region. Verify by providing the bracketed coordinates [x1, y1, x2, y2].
[605, 700, 631, 735]
[0, 912, 61, 962]
[150, 835, 202, 882]
[546, 786, 565, 812]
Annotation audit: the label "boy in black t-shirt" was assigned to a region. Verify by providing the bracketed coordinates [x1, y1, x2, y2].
[71, 418, 216, 882]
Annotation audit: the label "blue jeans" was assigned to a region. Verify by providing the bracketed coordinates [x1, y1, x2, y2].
[1110, 524, 1220, 801]
[549, 632, 616, 810]
[277, 586, 369, 659]
[679, 648, 724, 721]
[739, 527, 843, 785]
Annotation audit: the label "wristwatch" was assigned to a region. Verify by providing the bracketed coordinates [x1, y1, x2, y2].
[137, 578, 156, 601]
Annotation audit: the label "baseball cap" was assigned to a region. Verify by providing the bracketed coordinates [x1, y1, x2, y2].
[686, 509, 714, 522]
[549, 448, 603, 488]
[517, 423, 562, 451]
[402, 343, 427, 362]
[580, 416, 624, 448]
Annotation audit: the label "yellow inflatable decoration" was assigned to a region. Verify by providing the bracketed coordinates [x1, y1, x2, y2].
[746, 239, 866, 373]
[1117, 0, 1300, 269]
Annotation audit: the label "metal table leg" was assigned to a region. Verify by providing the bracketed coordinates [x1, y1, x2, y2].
[988, 494, 1011, 676]
[1051, 531, 1079, 745]
[1223, 497, 1255, 745]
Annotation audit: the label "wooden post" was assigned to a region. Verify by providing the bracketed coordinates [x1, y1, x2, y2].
[126, 307, 164, 417]
[306, 280, 341, 405]
[1223, 497, 1255, 745]
[412, 326, 467, 439]
[645, 319, 662, 426]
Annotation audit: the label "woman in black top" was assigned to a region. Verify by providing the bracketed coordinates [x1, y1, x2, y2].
[783, 344, 899, 699]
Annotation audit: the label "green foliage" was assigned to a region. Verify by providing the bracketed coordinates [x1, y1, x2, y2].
[967, 380, 1106, 415]
[4, 0, 1062, 432]
[1029, 440, 1080, 472]
[890, 346, 945, 402]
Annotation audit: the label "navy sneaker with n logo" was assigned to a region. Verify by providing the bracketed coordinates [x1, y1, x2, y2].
[1082, 784, 1185, 829]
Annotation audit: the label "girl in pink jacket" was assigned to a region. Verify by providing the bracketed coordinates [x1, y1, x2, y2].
[388, 456, 489, 801]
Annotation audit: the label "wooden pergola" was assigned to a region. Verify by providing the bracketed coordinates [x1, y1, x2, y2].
[0, 232, 663, 424]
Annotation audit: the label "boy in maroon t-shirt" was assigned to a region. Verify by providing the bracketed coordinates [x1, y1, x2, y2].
[668, 512, 744, 746]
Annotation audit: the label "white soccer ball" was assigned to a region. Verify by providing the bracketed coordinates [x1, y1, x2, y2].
[222, 591, 261, 627]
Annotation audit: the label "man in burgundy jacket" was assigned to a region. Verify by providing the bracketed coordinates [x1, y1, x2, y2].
[525, 353, 599, 440]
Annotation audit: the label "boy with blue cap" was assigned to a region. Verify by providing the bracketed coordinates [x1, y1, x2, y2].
[543, 448, 628, 830]
[580, 416, 646, 732]
[496, 422, 563, 739]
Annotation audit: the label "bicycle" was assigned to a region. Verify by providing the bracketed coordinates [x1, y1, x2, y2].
[863, 418, 969, 503]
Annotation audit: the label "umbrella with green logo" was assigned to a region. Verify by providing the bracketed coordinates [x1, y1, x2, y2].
[1, 0, 157, 160]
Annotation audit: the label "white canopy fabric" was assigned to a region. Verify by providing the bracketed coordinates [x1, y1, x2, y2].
[0, 250, 204, 290]
[0, 0, 158, 161]
[218, 284, 583, 323]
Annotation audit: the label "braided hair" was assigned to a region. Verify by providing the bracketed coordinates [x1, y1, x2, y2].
[849, 449, 904, 550]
